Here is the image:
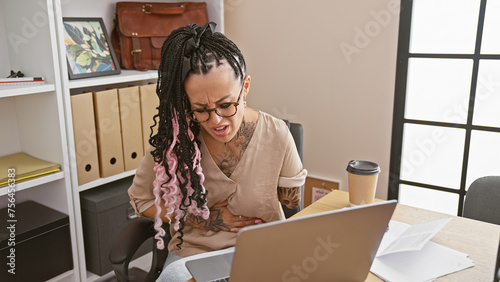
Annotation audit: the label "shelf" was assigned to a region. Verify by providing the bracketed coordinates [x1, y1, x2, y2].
[52, 1, 225, 280]
[45, 270, 74, 282]
[0, 84, 56, 99]
[0, 171, 65, 196]
[68, 70, 158, 89]
[78, 169, 137, 192]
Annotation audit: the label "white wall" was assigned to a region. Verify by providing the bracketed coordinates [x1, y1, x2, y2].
[224, 0, 400, 199]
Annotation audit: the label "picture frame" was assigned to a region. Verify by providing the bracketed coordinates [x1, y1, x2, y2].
[63, 17, 121, 79]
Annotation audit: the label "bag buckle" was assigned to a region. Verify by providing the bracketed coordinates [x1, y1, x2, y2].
[131, 49, 142, 55]
[142, 4, 152, 14]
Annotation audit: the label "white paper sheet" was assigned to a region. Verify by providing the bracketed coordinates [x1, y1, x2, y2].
[377, 218, 452, 256]
[371, 220, 475, 282]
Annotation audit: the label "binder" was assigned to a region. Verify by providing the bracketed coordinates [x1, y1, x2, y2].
[0, 152, 61, 187]
[117, 86, 144, 171]
[139, 83, 159, 153]
[93, 89, 125, 177]
[70, 92, 100, 185]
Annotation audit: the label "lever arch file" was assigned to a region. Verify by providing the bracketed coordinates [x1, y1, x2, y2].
[139, 83, 159, 153]
[70, 92, 100, 185]
[93, 89, 125, 177]
[118, 86, 144, 171]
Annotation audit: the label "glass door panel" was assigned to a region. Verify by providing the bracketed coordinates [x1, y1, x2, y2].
[472, 60, 500, 127]
[466, 130, 500, 188]
[405, 58, 473, 123]
[400, 123, 466, 188]
[480, 0, 500, 54]
[399, 184, 459, 215]
[410, 0, 480, 54]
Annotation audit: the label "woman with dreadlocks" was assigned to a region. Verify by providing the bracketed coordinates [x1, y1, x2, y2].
[128, 22, 307, 281]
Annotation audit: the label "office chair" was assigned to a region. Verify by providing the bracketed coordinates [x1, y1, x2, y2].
[495, 237, 500, 282]
[109, 121, 304, 282]
[281, 120, 304, 217]
[462, 176, 500, 225]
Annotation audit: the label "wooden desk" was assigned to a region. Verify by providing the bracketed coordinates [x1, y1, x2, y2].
[292, 190, 500, 281]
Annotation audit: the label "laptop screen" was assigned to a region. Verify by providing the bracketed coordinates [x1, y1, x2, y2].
[186, 200, 397, 282]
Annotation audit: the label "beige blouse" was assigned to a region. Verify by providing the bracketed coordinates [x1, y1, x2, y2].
[128, 111, 307, 257]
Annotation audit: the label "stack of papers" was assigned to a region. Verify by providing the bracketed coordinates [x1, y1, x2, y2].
[371, 219, 474, 282]
[0, 153, 61, 187]
[0, 76, 45, 86]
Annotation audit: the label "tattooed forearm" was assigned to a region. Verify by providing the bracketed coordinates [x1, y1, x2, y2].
[186, 208, 230, 232]
[278, 187, 301, 209]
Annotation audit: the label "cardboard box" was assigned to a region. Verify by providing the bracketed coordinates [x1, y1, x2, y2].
[71, 92, 100, 185]
[80, 176, 152, 275]
[118, 86, 144, 171]
[93, 89, 125, 177]
[0, 201, 73, 281]
[139, 84, 159, 153]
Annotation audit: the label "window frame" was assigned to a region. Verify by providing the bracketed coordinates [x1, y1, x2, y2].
[388, 0, 500, 215]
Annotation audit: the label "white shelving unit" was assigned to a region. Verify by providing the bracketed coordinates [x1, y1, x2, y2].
[1, 0, 224, 280]
[60, 0, 224, 281]
[0, 171, 66, 196]
[0, 0, 77, 281]
[77, 170, 137, 193]
[0, 84, 56, 98]
[67, 70, 158, 89]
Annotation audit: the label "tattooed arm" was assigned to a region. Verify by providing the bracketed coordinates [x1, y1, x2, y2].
[142, 200, 231, 232]
[186, 200, 262, 232]
[186, 205, 230, 232]
[143, 199, 262, 232]
[278, 187, 301, 209]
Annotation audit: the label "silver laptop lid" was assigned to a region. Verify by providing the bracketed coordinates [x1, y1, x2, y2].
[229, 200, 397, 282]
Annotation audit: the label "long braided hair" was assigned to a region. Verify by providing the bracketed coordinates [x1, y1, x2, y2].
[149, 22, 246, 249]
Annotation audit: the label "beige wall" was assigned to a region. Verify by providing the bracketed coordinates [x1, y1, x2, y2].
[224, 0, 400, 199]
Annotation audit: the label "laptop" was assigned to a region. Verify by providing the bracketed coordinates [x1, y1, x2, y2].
[185, 200, 397, 282]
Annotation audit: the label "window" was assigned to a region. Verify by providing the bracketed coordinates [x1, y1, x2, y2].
[389, 0, 500, 215]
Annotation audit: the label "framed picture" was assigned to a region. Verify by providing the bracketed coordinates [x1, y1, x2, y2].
[63, 17, 120, 79]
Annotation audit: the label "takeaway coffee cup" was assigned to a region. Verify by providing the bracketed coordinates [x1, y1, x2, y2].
[346, 160, 381, 206]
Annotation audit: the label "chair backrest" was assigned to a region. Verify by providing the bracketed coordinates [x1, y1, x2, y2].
[284, 120, 303, 162]
[463, 176, 500, 225]
[282, 120, 304, 218]
[495, 237, 500, 282]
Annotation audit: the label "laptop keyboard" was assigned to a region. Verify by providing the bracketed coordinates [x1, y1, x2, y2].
[213, 278, 229, 282]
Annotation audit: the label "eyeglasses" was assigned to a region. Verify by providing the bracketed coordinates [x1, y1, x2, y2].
[186, 80, 245, 123]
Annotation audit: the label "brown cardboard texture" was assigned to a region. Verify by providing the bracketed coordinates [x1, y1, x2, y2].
[139, 83, 159, 153]
[71, 92, 100, 185]
[93, 89, 125, 177]
[118, 86, 144, 171]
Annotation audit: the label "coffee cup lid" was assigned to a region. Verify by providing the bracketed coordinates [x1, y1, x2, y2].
[346, 160, 380, 175]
